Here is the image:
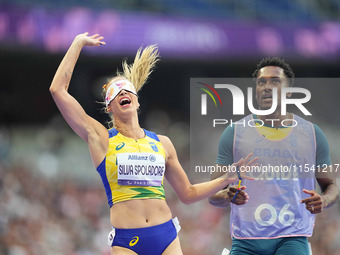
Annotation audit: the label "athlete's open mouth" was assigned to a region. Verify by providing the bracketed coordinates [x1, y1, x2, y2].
[263, 94, 272, 100]
[119, 97, 131, 106]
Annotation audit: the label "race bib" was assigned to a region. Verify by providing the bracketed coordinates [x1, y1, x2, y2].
[117, 153, 165, 186]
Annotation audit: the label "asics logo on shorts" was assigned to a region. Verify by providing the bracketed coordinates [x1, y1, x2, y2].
[129, 236, 139, 246]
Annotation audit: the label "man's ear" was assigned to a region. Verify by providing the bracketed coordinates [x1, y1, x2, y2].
[285, 81, 293, 98]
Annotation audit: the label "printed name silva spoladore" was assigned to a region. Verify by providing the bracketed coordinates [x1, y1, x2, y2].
[119, 165, 165, 176]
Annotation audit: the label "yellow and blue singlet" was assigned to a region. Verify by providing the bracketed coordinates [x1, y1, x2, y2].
[97, 128, 166, 207]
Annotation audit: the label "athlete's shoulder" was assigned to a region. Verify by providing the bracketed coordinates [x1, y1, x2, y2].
[144, 129, 161, 142]
[157, 134, 172, 146]
[108, 127, 119, 138]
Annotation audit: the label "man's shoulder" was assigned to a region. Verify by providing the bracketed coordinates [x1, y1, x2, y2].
[293, 114, 316, 129]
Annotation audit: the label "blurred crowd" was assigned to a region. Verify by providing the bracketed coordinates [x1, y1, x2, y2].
[0, 161, 110, 255]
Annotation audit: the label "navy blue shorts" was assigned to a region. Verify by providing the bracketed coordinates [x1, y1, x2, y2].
[108, 218, 180, 255]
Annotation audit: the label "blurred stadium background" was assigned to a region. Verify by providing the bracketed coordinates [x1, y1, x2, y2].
[1, 0, 340, 254]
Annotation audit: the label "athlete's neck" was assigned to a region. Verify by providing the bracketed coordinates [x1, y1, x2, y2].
[114, 120, 144, 140]
[257, 111, 293, 129]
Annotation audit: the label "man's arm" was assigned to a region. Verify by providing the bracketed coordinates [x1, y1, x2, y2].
[300, 125, 339, 213]
[314, 125, 339, 208]
[316, 167, 339, 209]
[301, 167, 338, 214]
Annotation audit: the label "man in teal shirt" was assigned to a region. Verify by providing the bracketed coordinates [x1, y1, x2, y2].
[209, 57, 339, 255]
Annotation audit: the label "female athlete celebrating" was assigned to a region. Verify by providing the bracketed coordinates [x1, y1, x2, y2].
[49, 32, 258, 255]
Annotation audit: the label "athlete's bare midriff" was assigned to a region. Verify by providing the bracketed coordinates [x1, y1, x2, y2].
[110, 199, 172, 229]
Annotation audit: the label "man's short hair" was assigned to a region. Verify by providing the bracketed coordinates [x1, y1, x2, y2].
[252, 57, 295, 86]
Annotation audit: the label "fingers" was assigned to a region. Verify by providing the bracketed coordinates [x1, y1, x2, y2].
[244, 176, 255, 180]
[80, 33, 106, 46]
[246, 157, 259, 167]
[243, 152, 254, 164]
[306, 200, 322, 207]
[91, 34, 106, 45]
[229, 195, 248, 205]
[228, 186, 242, 192]
[229, 186, 246, 193]
[300, 197, 312, 204]
[300, 190, 317, 203]
[301, 189, 323, 214]
[241, 175, 255, 181]
[93, 35, 104, 41]
[228, 153, 258, 182]
[302, 189, 315, 195]
[241, 153, 259, 166]
[233, 157, 244, 167]
[90, 33, 100, 38]
[302, 196, 322, 207]
[239, 166, 256, 180]
[90, 34, 105, 42]
[233, 153, 259, 169]
[305, 203, 323, 214]
[228, 186, 249, 205]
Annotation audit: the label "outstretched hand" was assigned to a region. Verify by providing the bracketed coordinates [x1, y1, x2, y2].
[229, 152, 259, 181]
[300, 189, 325, 214]
[75, 32, 106, 47]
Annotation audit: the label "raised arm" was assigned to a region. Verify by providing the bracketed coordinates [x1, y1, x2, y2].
[160, 135, 257, 205]
[49, 32, 108, 167]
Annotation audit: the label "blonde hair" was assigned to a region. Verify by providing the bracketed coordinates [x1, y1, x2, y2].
[102, 45, 160, 127]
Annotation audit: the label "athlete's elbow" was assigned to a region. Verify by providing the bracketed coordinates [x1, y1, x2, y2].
[49, 84, 61, 96]
[178, 191, 197, 205]
[49, 85, 68, 101]
[49, 85, 57, 95]
[49, 80, 67, 95]
[179, 195, 195, 205]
